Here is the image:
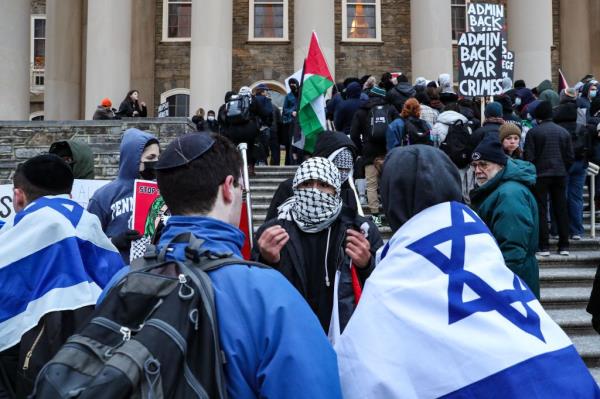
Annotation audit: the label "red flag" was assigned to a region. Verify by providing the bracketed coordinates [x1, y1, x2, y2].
[304, 32, 333, 83]
[239, 200, 252, 260]
[558, 69, 569, 93]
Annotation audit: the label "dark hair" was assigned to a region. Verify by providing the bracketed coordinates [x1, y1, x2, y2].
[13, 163, 71, 201]
[397, 74, 409, 83]
[124, 89, 139, 104]
[514, 80, 526, 89]
[157, 134, 243, 215]
[207, 110, 216, 116]
[426, 87, 440, 101]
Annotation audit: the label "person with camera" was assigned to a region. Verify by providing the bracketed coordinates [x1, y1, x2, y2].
[253, 157, 383, 334]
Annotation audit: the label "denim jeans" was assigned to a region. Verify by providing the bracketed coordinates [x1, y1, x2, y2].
[566, 160, 587, 236]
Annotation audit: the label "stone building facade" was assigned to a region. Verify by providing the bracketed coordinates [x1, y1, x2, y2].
[1, 0, 597, 122]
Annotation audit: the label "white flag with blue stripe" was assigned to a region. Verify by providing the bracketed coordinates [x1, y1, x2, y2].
[0, 195, 124, 351]
[335, 201, 599, 398]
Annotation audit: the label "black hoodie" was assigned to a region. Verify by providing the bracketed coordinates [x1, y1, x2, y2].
[265, 131, 358, 221]
[381, 145, 463, 232]
[350, 96, 399, 162]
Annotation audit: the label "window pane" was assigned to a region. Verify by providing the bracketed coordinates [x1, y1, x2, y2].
[347, 4, 376, 39]
[168, 3, 191, 38]
[34, 38, 45, 68]
[167, 94, 190, 117]
[34, 19, 45, 38]
[254, 4, 284, 38]
[451, 3, 466, 41]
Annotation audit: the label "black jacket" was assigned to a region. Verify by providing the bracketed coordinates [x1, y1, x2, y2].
[253, 209, 383, 332]
[265, 131, 359, 220]
[116, 99, 147, 118]
[350, 96, 399, 163]
[334, 83, 362, 135]
[471, 121, 503, 146]
[554, 101, 592, 162]
[386, 82, 416, 112]
[92, 106, 117, 120]
[524, 120, 574, 177]
[588, 265, 600, 334]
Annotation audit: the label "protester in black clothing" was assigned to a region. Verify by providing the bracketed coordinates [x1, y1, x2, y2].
[266, 131, 359, 220]
[218, 91, 235, 134]
[191, 107, 206, 131]
[282, 80, 299, 165]
[269, 105, 284, 165]
[386, 74, 416, 112]
[471, 102, 504, 146]
[92, 97, 117, 120]
[116, 89, 147, 118]
[351, 86, 399, 220]
[494, 94, 522, 130]
[254, 157, 383, 333]
[524, 101, 574, 256]
[205, 110, 219, 133]
[379, 72, 395, 92]
[334, 82, 362, 135]
[254, 84, 274, 164]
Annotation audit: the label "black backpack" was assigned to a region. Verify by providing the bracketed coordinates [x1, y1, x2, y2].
[367, 105, 391, 144]
[403, 118, 432, 146]
[31, 233, 268, 399]
[440, 120, 474, 168]
[226, 95, 252, 125]
[571, 124, 588, 161]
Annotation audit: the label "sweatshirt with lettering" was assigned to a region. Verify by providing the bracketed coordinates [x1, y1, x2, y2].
[87, 128, 157, 261]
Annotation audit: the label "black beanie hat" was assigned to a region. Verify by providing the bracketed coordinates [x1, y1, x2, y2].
[533, 101, 553, 121]
[471, 137, 507, 166]
[20, 154, 74, 193]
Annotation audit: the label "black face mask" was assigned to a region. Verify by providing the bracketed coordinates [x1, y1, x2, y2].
[291, 85, 299, 94]
[140, 161, 158, 181]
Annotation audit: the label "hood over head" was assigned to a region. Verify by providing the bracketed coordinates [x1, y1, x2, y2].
[313, 130, 357, 159]
[437, 110, 468, 125]
[381, 145, 462, 231]
[536, 79, 554, 94]
[345, 82, 362, 99]
[515, 88, 535, 106]
[49, 140, 95, 179]
[581, 82, 597, 98]
[438, 73, 454, 94]
[394, 82, 417, 97]
[493, 94, 513, 113]
[118, 128, 158, 180]
[553, 101, 578, 123]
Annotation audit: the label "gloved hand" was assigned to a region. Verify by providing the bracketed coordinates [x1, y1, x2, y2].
[110, 229, 142, 251]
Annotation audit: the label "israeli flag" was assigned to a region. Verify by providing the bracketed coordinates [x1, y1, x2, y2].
[0, 195, 124, 351]
[335, 201, 599, 398]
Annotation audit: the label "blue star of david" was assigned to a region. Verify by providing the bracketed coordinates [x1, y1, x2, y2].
[406, 202, 545, 342]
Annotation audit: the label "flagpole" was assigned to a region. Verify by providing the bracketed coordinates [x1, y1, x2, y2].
[291, 59, 307, 155]
[238, 143, 254, 247]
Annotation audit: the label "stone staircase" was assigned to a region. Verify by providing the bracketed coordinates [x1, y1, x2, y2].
[250, 165, 600, 382]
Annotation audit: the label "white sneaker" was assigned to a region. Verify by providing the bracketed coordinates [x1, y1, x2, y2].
[536, 251, 550, 257]
[571, 235, 582, 241]
[559, 250, 570, 256]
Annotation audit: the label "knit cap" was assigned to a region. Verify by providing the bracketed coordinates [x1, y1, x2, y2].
[499, 123, 521, 143]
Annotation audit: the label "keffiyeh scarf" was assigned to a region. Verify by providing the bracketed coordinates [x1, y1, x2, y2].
[278, 157, 343, 233]
[329, 147, 354, 184]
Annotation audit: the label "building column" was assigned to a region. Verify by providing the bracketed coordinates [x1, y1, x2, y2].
[190, 0, 232, 115]
[84, 0, 132, 119]
[410, 0, 453, 82]
[589, 0, 600, 80]
[0, 0, 31, 120]
[45, 0, 83, 120]
[294, 0, 335, 78]
[559, 0, 590, 85]
[508, 0, 553, 87]
[131, 0, 155, 116]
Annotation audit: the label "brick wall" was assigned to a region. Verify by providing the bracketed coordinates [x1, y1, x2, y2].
[0, 119, 196, 183]
[153, 0, 191, 112]
[552, 0, 560, 87]
[232, 0, 295, 91]
[335, 0, 412, 82]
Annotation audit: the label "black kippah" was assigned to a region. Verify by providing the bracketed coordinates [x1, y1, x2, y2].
[21, 154, 74, 192]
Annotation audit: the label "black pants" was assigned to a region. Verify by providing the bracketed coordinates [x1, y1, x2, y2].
[535, 176, 570, 250]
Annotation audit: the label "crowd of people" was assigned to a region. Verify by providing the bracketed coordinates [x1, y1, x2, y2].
[1, 70, 600, 397]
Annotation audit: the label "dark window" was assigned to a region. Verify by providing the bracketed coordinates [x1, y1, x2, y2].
[166, 93, 190, 117]
[33, 18, 45, 69]
[451, 0, 467, 41]
[167, 0, 192, 38]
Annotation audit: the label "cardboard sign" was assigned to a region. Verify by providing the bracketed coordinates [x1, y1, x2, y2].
[458, 31, 504, 97]
[157, 101, 169, 118]
[0, 179, 109, 223]
[131, 180, 161, 235]
[502, 49, 515, 81]
[467, 3, 505, 32]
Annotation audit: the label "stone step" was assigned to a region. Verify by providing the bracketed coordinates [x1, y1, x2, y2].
[540, 286, 593, 310]
[540, 267, 597, 288]
[546, 308, 595, 336]
[571, 335, 600, 370]
[536, 251, 600, 267]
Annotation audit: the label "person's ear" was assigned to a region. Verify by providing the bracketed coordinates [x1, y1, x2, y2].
[221, 175, 235, 205]
[12, 188, 28, 213]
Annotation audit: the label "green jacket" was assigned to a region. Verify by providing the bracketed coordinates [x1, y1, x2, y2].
[537, 80, 560, 108]
[470, 159, 540, 298]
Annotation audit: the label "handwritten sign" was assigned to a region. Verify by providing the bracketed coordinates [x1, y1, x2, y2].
[458, 31, 504, 97]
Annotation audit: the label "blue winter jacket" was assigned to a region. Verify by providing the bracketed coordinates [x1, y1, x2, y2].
[99, 216, 343, 399]
[334, 82, 362, 135]
[282, 92, 298, 124]
[386, 118, 406, 152]
[87, 128, 157, 261]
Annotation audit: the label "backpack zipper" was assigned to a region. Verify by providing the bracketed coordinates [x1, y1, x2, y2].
[23, 324, 45, 370]
[146, 319, 209, 398]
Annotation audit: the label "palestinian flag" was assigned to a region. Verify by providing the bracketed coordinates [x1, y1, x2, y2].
[558, 68, 569, 94]
[297, 32, 334, 154]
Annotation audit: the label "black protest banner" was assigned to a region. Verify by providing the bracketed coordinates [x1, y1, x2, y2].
[467, 3, 505, 32]
[458, 31, 503, 97]
[503, 50, 515, 81]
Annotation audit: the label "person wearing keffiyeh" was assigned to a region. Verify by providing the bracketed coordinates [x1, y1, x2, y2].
[253, 157, 384, 334]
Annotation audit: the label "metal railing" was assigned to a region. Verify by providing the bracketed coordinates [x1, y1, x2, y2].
[588, 162, 599, 238]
